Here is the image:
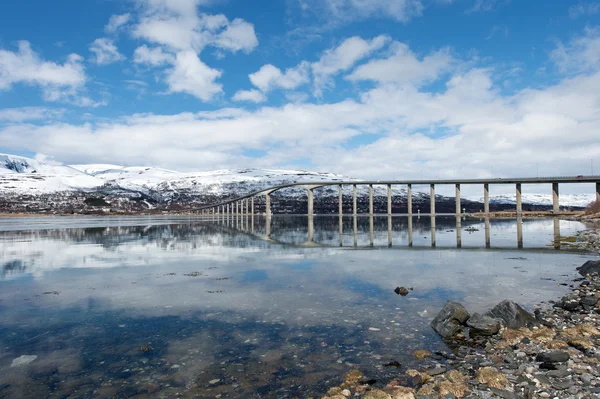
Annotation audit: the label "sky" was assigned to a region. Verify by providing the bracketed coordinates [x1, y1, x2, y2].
[0, 0, 600, 186]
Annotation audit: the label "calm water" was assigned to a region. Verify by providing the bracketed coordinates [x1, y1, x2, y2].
[0, 215, 596, 398]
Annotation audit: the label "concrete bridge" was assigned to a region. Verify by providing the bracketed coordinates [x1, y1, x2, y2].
[197, 176, 600, 217]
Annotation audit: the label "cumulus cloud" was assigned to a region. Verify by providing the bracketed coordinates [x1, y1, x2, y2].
[0, 41, 86, 90]
[128, 0, 257, 101]
[347, 41, 454, 85]
[249, 62, 311, 92]
[89, 38, 125, 65]
[232, 89, 267, 103]
[0, 41, 98, 106]
[104, 13, 131, 33]
[133, 45, 175, 66]
[165, 50, 222, 100]
[312, 35, 389, 96]
[551, 27, 600, 74]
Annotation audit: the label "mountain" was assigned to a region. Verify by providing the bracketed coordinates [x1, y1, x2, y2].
[0, 153, 593, 214]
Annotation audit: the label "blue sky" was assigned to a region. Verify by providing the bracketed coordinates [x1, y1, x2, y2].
[0, 0, 599, 184]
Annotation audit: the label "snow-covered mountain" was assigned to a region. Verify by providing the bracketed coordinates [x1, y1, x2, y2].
[0, 154, 102, 194]
[0, 153, 594, 213]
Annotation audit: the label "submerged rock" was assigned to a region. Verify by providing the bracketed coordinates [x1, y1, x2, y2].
[466, 312, 502, 336]
[536, 351, 570, 363]
[430, 301, 470, 339]
[485, 300, 537, 329]
[10, 355, 37, 368]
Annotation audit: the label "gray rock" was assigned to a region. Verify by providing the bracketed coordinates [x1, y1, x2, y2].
[577, 260, 600, 276]
[431, 301, 470, 339]
[580, 295, 598, 306]
[466, 313, 502, 336]
[489, 387, 518, 399]
[551, 379, 571, 390]
[426, 366, 447, 376]
[536, 351, 570, 363]
[485, 300, 537, 329]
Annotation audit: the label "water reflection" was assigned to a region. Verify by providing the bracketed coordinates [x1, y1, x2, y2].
[213, 215, 583, 251]
[0, 216, 595, 398]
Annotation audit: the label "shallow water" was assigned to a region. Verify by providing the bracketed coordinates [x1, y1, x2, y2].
[0, 215, 596, 398]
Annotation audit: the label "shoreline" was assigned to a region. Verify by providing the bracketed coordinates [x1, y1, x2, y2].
[320, 230, 600, 399]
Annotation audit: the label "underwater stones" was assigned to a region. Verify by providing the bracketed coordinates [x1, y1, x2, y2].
[485, 300, 537, 329]
[363, 389, 391, 399]
[394, 287, 410, 296]
[466, 313, 502, 336]
[430, 301, 470, 339]
[475, 367, 509, 389]
[413, 350, 431, 360]
[10, 355, 37, 367]
[577, 260, 600, 276]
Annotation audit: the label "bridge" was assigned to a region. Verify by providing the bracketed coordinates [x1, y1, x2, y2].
[197, 176, 600, 217]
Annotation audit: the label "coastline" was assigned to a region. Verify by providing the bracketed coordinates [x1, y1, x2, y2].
[319, 229, 600, 399]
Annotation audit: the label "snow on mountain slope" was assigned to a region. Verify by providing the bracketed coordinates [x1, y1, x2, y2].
[465, 193, 595, 208]
[0, 154, 102, 194]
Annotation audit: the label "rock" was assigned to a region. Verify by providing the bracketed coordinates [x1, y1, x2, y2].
[489, 387, 517, 399]
[577, 260, 600, 276]
[413, 350, 431, 360]
[430, 301, 470, 339]
[394, 287, 409, 296]
[535, 351, 570, 363]
[426, 367, 447, 376]
[363, 389, 391, 399]
[466, 313, 502, 336]
[475, 367, 509, 389]
[10, 355, 37, 367]
[208, 379, 220, 384]
[485, 300, 537, 329]
[580, 295, 598, 306]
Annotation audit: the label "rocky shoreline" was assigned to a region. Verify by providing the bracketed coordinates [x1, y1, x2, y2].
[320, 232, 600, 399]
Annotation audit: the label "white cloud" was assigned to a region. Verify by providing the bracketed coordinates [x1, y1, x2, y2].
[232, 89, 267, 103]
[0, 107, 65, 123]
[133, 45, 175, 66]
[132, 1, 258, 54]
[104, 13, 131, 33]
[312, 35, 389, 96]
[165, 50, 222, 101]
[299, 0, 424, 23]
[0, 41, 92, 105]
[569, 2, 600, 18]
[213, 18, 258, 53]
[89, 38, 125, 65]
[249, 62, 310, 92]
[551, 27, 600, 74]
[467, 0, 506, 13]
[347, 41, 453, 85]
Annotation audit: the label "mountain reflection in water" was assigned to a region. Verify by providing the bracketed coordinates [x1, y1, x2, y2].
[0, 216, 595, 398]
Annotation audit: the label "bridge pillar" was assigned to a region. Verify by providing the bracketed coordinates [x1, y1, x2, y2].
[517, 217, 523, 248]
[307, 188, 314, 216]
[431, 215, 436, 247]
[352, 184, 357, 216]
[245, 198, 249, 215]
[485, 217, 490, 248]
[455, 183, 461, 215]
[369, 184, 374, 216]
[552, 183, 559, 214]
[266, 194, 271, 217]
[430, 184, 436, 215]
[387, 184, 392, 215]
[408, 216, 413, 247]
[484, 183, 490, 214]
[407, 184, 412, 215]
[251, 197, 254, 216]
[338, 185, 343, 216]
[516, 183, 522, 214]
[596, 182, 600, 202]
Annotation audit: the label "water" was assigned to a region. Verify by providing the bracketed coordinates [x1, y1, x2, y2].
[0, 215, 596, 398]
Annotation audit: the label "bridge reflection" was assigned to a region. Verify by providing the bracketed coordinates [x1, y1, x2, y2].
[203, 214, 572, 252]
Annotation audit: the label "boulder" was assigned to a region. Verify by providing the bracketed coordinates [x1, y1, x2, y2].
[466, 313, 502, 336]
[394, 286, 409, 296]
[485, 300, 537, 329]
[430, 301, 470, 339]
[577, 260, 600, 276]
